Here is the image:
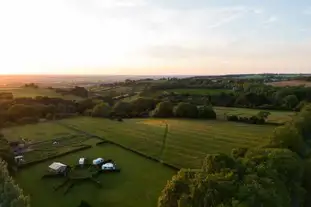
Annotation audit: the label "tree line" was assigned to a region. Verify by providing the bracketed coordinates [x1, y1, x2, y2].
[0, 134, 30, 207]
[153, 84, 311, 111]
[158, 104, 311, 207]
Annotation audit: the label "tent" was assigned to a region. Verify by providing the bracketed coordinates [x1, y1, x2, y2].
[92, 158, 104, 165]
[102, 163, 115, 170]
[49, 162, 67, 173]
[79, 158, 86, 165]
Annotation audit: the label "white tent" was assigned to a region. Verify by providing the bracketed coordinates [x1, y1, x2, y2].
[49, 162, 67, 173]
[79, 158, 85, 165]
[101, 163, 115, 170]
[92, 158, 104, 165]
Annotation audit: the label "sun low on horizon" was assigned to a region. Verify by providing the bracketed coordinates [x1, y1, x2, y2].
[0, 0, 311, 75]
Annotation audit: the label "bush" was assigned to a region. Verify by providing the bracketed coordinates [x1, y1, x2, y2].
[46, 113, 54, 120]
[92, 102, 111, 118]
[17, 117, 39, 125]
[198, 105, 216, 119]
[173, 102, 198, 118]
[113, 101, 132, 117]
[131, 97, 158, 114]
[227, 115, 238, 121]
[152, 101, 174, 118]
[0, 159, 30, 206]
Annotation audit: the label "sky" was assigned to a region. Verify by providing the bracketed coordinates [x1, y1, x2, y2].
[0, 0, 310, 75]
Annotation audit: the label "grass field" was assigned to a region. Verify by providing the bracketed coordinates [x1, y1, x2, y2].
[59, 117, 275, 168]
[16, 144, 175, 207]
[0, 87, 82, 100]
[214, 107, 295, 124]
[267, 80, 311, 87]
[166, 88, 232, 95]
[2, 122, 76, 141]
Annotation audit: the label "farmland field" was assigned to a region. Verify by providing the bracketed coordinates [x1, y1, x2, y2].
[59, 117, 275, 168]
[214, 107, 295, 124]
[266, 80, 311, 87]
[16, 144, 175, 207]
[166, 88, 232, 95]
[0, 87, 82, 100]
[2, 122, 77, 141]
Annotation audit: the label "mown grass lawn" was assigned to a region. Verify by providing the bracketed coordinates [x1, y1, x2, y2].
[59, 117, 275, 168]
[16, 144, 175, 207]
[214, 106, 295, 124]
[166, 88, 232, 95]
[0, 87, 82, 100]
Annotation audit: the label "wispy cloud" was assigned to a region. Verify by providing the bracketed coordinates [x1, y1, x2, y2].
[303, 7, 311, 15]
[92, 0, 146, 8]
[263, 16, 278, 24]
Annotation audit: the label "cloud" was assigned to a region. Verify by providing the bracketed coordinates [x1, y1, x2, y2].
[253, 9, 264, 14]
[263, 16, 278, 24]
[92, 0, 146, 8]
[303, 7, 311, 15]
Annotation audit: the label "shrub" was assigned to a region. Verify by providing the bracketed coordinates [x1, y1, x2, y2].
[198, 105, 216, 119]
[17, 117, 39, 125]
[0, 159, 30, 207]
[152, 101, 174, 118]
[227, 115, 238, 121]
[113, 101, 132, 116]
[92, 102, 111, 118]
[173, 102, 198, 118]
[46, 113, 54, 120]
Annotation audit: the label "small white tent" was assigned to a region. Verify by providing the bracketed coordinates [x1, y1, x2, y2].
[92, 158, 104, 165]
[102, 163, 115, 170]
[49, 162, 67, 173]
[79, 158, 85, 165]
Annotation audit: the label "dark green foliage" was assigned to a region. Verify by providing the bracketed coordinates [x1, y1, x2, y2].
[152, 101, 174, 118]
[198, 105, 217, 119]
[92, 102, 111, 117]
[226, 115, 265, 125]
[0, 134, 15, 171]
[283, 95, 299, 109]
[113, 101, 132, 116]
[130, 97, 157, 114]
[231, 147, 248, 159]
[173, 103, 198, 118]
[270, 125, 305, 156]
[17, 117, 39, 125]
[0, 159, 30, 207]
[159, 149, 303, 207]
[159, 104, 311, 207]
[8, 104, 39, 121]
[0, 93, 13, 100]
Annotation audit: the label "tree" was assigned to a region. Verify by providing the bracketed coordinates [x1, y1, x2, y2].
[257, 111, 271, 120]
[283, 95, 299, 109]
[92, 102, 111, 117]
[0, 134, 15, 171]
[152, 101, 173, 118]
[0, 159, 30, 207]
[113, 101, 132, 116]
[131, 97, 157, 114]
[8, 104, 39, 121]
[269, 124, 305, 156]
[198, 105, 216, 119]
[173, 103, 198, 118]
[70, 86, 88, 98]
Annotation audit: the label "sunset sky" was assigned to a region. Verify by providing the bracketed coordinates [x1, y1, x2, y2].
[0, 0, 310, 75]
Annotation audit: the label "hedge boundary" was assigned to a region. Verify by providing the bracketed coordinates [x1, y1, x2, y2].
[19, 145, 92, 169]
